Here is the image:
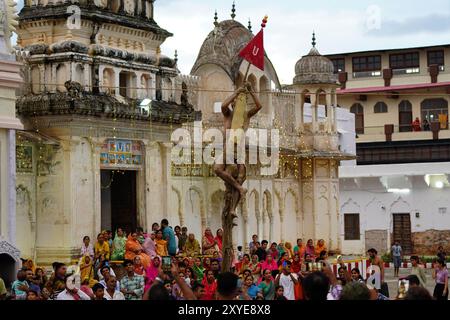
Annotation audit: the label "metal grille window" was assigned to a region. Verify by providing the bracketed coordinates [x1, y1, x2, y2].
[331, 58, 345, 73]
[428, 50, 444, 66]
[344, 214, 360, 240]
[353, 56, 381, 72]
[390, 52, 420, 69]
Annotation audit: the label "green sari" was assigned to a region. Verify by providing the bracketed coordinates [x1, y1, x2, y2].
[110, 231, 126, 261]
[193, 265, 205, 283]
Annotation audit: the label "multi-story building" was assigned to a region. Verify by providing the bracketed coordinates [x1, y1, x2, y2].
[327, 45, 450, 255]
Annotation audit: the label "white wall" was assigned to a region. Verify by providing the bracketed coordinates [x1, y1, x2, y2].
[339, 163, 450, 254]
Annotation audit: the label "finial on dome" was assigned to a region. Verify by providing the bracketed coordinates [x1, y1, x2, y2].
[312, 31, 316, 47]
[248, 19, 252, 32]
[231, 1, 236, 20]
[174, 50, 178, 63]
[214, 10, 219, 27]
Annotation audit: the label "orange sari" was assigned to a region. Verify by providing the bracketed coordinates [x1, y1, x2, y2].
[125, 235, 151, 268]
[315, 241, 327, 256]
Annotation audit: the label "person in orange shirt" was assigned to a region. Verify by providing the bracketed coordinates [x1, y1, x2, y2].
[315, 239, 327, 257]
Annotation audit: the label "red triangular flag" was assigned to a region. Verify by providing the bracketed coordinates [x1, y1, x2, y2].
[239, 29, 264, 71]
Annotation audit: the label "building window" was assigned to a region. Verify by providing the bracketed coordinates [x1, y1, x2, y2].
[421, 98, 448, 129]
[399, 100, 413, 132]
[350, 103, 364, 134]
[344, 214, 360, 240]
[352, 55, 381, 72]
[331, 58, 345, 73]
[428, 50, 445, 66]
[389, 52, 420, 69]
[374, 101, 388, 113]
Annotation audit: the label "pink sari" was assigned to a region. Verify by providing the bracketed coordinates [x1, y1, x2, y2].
[142, 237, 157, 258]
[144, 261, 160, 292]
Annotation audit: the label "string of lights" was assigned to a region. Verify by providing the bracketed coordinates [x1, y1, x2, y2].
[17, 83, 450, 97]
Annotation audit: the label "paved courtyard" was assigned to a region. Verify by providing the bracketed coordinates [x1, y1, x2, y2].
[384, 267, 448, 299]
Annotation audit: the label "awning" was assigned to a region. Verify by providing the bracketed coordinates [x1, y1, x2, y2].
[337, 81, 450, 94]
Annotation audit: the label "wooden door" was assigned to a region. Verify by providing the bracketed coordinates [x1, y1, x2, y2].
[392, 214, 412, 254]
[355, 114, 365, 134]
[399, 111, 412, 132]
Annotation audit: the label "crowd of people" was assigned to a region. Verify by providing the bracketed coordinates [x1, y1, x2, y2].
[0, 219, 448, 301]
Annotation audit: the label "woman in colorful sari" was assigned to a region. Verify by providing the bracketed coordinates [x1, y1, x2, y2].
[133, 256, 146, 277]
[155, 230, 168, 257]
[192, 257, 205, 284]
[291, 254, 302, 273]
[250, 254, 262, 282]
[294, 239, 305, 259]
[202, 228, 218, 256]
[110, 228, 126, 261]
[305, 239, 315, 257]
[203, 257, 212, 271]
[125, 232, 151, 268]
[215, 229, 223, 253]
[277, 243, 286, 257]
[142, 232, 157, 258]
[315, 239, 327, 257]
[144, 256, 161, 292]
[258, 269, 275, 300]
[184, 233, 201, 257]
[235, 254, 251, 275]
[80, 255, 95, 286]
[284, 242, 295, 260]
[94, 233, 110, 261]
[261, 255, 279, 279]
[267, 242, 278, 260]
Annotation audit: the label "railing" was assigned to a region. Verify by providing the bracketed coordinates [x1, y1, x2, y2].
[357, 122, 450, 136]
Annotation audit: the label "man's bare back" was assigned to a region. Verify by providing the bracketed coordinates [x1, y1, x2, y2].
[214, 82, 263, 201]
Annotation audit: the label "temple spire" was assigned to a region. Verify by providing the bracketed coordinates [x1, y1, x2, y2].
[248, 19, 252, 32]
[174, 50, 178, 64]
[312, 31, 316, 47]
[214, 10, 219, 27]
[231, 1, 236, 20]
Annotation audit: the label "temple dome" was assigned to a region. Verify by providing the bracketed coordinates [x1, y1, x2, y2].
[191, 19, 253, 82]
[293, 45, 338, 85]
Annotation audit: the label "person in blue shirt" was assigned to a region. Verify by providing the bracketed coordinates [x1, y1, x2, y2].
[161, 219, 177, 256]
[241, 275, 261, 300]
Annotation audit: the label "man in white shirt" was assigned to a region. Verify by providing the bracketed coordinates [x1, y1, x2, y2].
[103, 276, 125, 300]
[99, 266, 120, 291]
[275, 261, 298, 300]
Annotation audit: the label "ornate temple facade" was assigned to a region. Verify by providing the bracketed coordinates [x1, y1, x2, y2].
[12, 1, 355, 265]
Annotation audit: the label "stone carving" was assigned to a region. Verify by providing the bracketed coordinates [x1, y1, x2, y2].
[0, 0, 19, 53]
[65, 81, 84, 98]
[16, 185, 35, 231]
[37, 145, 61, 176]
[0, 239, 21, 261]
[124, 0, 135, 14]
[94, 0, 108, 8]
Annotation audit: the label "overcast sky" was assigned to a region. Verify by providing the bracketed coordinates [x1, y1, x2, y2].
[16, 0, 450, 84]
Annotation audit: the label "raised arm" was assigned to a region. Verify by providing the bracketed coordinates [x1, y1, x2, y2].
[222, 87, 244, 116]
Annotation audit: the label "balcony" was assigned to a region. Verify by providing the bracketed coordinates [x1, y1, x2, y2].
[355, 122, 450, 143]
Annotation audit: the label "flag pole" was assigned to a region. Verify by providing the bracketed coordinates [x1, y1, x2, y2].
[243, 61, 251, 82]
